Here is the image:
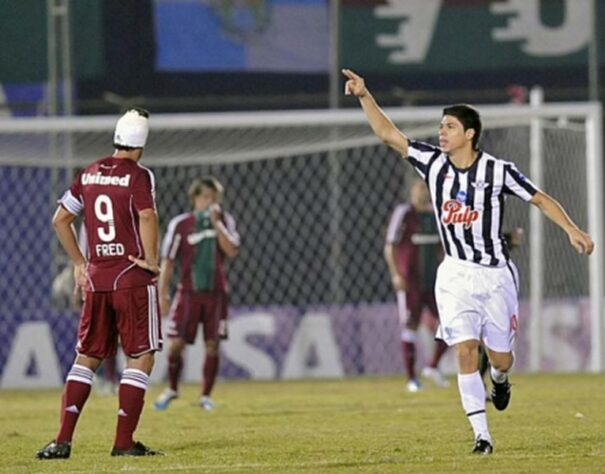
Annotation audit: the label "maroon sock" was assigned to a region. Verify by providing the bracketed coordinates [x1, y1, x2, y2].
[56, 365, 94, 444]
[401, 341, 416, 380]
[168, 353, 183, 392]
[202, 354, 219, 396]
[429, 340, 448, 368]
[114, 369, 148, 451]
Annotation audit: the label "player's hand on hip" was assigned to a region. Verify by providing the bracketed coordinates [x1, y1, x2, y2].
[128, 255, 160, 275]
[568, 228, 594, 255]
[342, 69, 367, 98]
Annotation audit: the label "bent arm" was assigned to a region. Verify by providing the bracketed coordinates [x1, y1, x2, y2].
[52, 206, 86, 266]
[210, 205, 240, 259]
[135, 208, 160, 273]
[530, 191, 594, 254]
[215, 221, 240, 258]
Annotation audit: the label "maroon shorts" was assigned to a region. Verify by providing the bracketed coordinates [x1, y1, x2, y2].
[167, 289, 227, 344]
[398, 284, 438, 326]
[77, 285, 162, 359]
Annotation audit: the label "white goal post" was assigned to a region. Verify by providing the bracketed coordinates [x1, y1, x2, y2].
[0, 101, 602, 381]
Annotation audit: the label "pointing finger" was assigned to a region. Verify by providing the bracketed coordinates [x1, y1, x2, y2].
[341, 68, 359, 80]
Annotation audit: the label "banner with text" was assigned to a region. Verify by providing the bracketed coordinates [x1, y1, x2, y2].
[0, 299, 593, 389]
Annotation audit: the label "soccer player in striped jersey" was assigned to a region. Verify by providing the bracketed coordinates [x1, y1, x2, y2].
[154, 176, 240, 411]
[385, 179, 449, 392]
[37, 108, 163, 459]
[343, 69, 594, 455]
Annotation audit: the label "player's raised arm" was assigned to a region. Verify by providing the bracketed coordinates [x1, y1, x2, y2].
[530, 191, 594, 255]
[210, 204, 240, 259]
[342, 68, 409, 157]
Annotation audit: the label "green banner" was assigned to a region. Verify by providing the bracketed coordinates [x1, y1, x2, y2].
[0, 0, 104, 82]
[341, 0, 604, 73]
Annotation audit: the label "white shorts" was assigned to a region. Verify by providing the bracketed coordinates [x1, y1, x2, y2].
[434, 256, 519, 352]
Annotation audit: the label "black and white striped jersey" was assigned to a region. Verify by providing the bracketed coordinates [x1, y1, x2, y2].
[406, 140, 539, 267]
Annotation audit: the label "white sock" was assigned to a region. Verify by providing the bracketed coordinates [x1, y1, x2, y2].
[458, 371, 491, 442]
[490, 366, 508, 384]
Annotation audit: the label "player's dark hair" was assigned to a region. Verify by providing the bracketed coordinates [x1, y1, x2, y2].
[442, 104, 482, 150]
[126, 107, 150, 118]
[113, 143, 139, 151]
[188, 176, 224, 204]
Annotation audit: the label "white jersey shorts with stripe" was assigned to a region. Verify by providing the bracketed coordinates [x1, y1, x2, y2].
[434, 256, 519, 352]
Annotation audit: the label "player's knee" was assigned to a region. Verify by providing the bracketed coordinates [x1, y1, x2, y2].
[490, 353, 513, 371]
[455, 341, 479, 372]
[205, 340, 219, 356]
[127, 352, 155, 375]
[169, 338, 186, 355]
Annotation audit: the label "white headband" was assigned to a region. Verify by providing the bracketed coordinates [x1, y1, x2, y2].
[113, 110, 149, 148]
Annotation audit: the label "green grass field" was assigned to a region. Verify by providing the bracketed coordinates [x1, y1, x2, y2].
[1, 374, 604, 473]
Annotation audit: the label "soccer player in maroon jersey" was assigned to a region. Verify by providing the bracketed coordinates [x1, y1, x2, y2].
[37, 108, 163, 459]
[154, 176, 240, 411]
[385, 179, 449, 392]
[343, 69, 593, 454]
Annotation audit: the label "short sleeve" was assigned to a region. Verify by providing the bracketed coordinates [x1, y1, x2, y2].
[406, 140, 441, 180]
[223, 211, 241, 247]
[503, 163, 539, 201]
[133, 167, 156, 212]
[58, 171, 84, 215]
[161, 216, 182, 260]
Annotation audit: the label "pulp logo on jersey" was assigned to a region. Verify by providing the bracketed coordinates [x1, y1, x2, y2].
[441, 200, 479, 229]
[81, 172, 131, 187]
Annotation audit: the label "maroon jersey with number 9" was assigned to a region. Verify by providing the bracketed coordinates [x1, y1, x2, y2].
[59, 156, 157, 291]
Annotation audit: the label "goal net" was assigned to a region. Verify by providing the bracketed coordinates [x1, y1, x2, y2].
[0, 103, 602, 388]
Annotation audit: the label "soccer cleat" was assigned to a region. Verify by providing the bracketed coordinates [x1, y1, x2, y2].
[110, 441, 163, 456]
[200, 395, 215, 411]
[421, 366, 451, 388]
[36, 440, 71, 460]
[490, 377, 512, 411]
[406, 378, 423, 393]
[154, 388, 178, 410]
[472, 436, 493, 455]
